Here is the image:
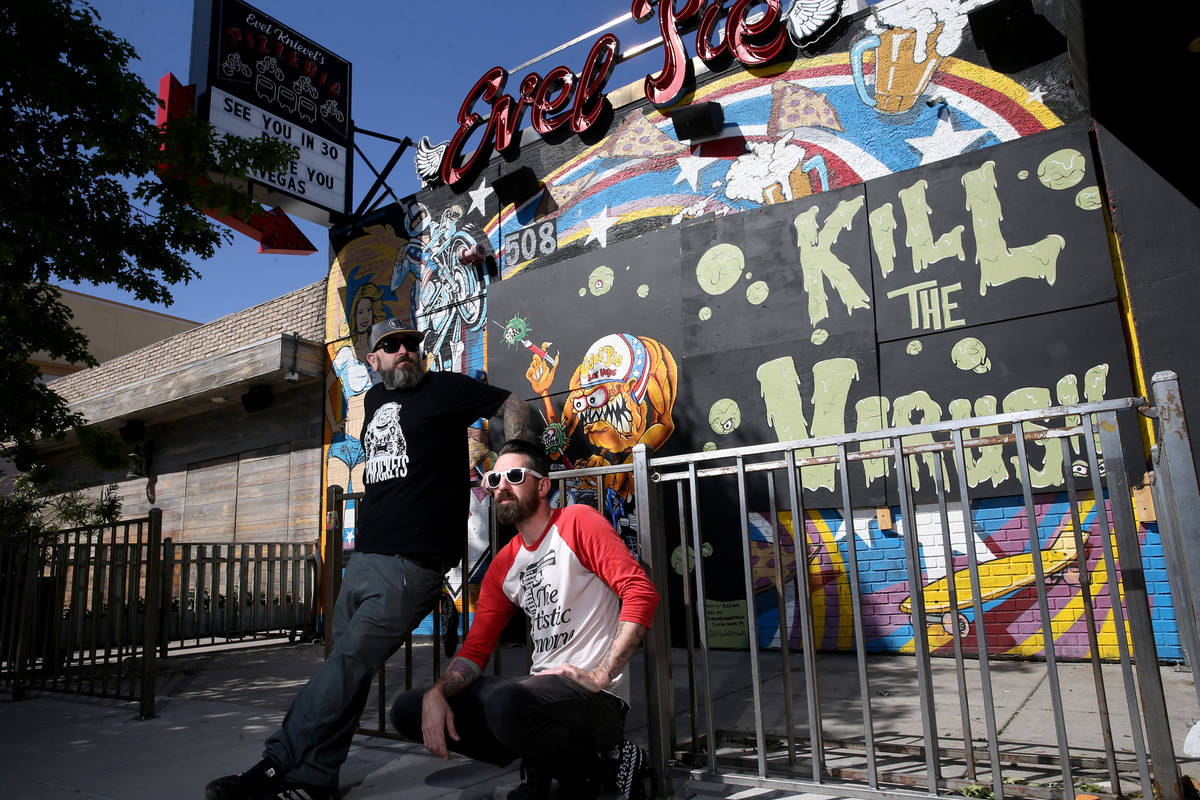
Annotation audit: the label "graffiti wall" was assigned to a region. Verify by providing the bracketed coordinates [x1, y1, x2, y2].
[322, 204, 494, 625]
[329, 0, 1181, 658]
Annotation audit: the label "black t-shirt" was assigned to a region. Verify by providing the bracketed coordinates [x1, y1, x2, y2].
[357, 371, 509, 565]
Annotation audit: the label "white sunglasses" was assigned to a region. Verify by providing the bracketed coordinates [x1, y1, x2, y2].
[482, 467, 546, 490]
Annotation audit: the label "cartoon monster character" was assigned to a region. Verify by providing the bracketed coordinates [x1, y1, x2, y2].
[527, 333, 677, 524]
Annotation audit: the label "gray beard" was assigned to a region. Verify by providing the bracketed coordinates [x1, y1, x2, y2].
[379, 361, 424, 390]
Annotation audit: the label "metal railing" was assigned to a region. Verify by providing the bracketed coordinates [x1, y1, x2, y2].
[0, 510, 164, 717]
[637, 374, 1194, 800]
[1, 507, 319, 718]
[158, 540, 318, 653]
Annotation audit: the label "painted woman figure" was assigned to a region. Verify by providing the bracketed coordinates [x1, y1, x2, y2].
[325, 282, 388, 547]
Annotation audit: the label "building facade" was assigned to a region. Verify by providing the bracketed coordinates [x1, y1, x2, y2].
[323, 0, 1197, 659]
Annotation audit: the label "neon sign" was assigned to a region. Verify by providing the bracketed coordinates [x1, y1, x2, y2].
[440, 0, 822, 187]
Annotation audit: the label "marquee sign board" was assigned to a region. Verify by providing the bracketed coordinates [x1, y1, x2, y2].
[190, 0, 352, 222]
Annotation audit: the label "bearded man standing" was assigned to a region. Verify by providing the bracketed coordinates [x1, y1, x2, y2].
[390, 438, 659, 800]
[207, 319, 530, 800]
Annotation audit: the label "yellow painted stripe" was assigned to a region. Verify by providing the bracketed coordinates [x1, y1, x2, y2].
[1103, 211, 1154, 451]
[812, 510, 854, 651]
[938, 58, 1062, 129]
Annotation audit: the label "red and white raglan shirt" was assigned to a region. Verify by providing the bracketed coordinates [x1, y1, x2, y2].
[455, 504, 659, 705]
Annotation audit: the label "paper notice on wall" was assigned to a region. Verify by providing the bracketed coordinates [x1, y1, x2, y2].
[705, 598, 749, 649]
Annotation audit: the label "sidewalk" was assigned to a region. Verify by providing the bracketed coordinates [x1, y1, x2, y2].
[0, 639, 1196, 800]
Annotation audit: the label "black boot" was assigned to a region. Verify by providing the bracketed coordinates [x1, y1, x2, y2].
[507, 757, 553, 800]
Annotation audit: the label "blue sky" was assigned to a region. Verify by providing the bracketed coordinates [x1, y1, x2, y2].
[81, 0, 658, 322]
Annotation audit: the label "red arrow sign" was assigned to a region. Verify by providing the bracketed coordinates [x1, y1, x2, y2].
[156, 73, 316, 256]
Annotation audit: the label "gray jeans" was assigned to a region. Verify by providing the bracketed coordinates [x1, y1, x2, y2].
[263, 552, 442, 788]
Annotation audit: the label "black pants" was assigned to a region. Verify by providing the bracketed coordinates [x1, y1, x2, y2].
[390, 674, 626, 768]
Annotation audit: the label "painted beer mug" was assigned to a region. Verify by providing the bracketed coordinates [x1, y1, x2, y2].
[850, 22, 944, 114]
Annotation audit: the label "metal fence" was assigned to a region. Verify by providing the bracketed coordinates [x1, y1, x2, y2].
[0, 507, 319, 718]
[0, 510, 164, 716]
[158, 539, 318, 653]
[635, 372, 1195, 800]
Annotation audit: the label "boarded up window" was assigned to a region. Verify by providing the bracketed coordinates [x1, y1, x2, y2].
[182, 456, 238, 540]
[181, 444, 314, 543]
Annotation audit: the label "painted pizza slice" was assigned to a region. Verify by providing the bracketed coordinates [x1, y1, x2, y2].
[602, 110, 689, 160]
[768, 80, 843, 136]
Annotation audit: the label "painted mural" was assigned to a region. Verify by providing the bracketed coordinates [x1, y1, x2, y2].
[466, 0, 1069, 279]
[696, 494, 1182, 661]
[349, 0, 1180, 657]
[322, 204, 494, 627]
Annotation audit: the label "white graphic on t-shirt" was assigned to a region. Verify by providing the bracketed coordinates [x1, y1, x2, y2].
[519, 549, 575, 654]
[363, 402, 409, 483]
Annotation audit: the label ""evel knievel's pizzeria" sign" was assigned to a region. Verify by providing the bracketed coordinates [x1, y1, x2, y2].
[190, 0, 353, 219]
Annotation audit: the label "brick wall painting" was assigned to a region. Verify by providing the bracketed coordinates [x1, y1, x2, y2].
[708, 496, 1181, 661]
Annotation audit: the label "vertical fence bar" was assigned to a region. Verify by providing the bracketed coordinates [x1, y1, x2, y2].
[49, 540, 69, 686]
[324, 486, 344, 660]
[223, 544, 235, 639]
[784, 450, 822, 781]
[1149, 445, 1200, 672]
[688, 462, 718, 776]
[1095, 412, 1182, 800]
[1148, 371, 1200, 700]
[268, 544, 279, 634]
[12, 535, 38, 700]
[66, 531, 86, 690]
[932, 457, 976, 783]
[238, 545, 250, 637]
[203, 545, 216, 644]
[1059, 438, 1121, 793]
[892, 437, 940, 792]
[160, 537, 174, 659]
[633, 444, 674, 800]
[179, 544, 193, 647]
[1013, 422, 1075, 798]
[735, 455, 768, 779]
[290, 544, 301, 639]
[765, 474, 797, 767]
[140, 510, 162, 717]
[836, 444, 876, 787]
[674, 482, 701, 755]
[1081, 415, 1153, 798]
[88, 531, 106, 694]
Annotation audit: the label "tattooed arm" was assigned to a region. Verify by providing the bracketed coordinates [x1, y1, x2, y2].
[421, 656, 482, 759]
[542, 620, 648, 693]
[498, 392, 530, 442]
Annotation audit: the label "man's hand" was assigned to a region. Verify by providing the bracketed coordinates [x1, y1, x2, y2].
[541, 662, 609, 693]
[421, 686, 459, 760]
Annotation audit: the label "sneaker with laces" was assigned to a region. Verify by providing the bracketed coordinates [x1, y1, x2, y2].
[610, 739, 650, 800]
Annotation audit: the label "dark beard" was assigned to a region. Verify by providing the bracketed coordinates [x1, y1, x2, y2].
[495, 490, 538, 525]
[379, 360, 424, 390]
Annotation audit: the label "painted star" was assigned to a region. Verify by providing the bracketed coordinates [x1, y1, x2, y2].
[467, 178, 491, 217]
[1027, 84, 1047, 104]
[905, 109, 988, 166]
[584, 205, 618, 248]
[832, 509, 879, 549]
[674, 153, 720, 192]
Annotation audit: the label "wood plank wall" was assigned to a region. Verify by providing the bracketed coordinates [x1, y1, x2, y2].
[43, 383, 323, 546]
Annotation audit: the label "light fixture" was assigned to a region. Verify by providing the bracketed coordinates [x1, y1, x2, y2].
[670, 101, 724, 140]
